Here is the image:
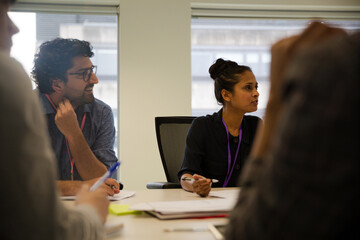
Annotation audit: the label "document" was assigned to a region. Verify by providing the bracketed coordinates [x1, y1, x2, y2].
[209, 189, 240, 199]
[60, 190, 136, 201]
[129, 191, 238, 220]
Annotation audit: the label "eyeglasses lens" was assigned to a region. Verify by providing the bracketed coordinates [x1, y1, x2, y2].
[85, 66, 97, 82]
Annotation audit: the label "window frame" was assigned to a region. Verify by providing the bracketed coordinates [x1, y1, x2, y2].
[191, 3, 360, 20]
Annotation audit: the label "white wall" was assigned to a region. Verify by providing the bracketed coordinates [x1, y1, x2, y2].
[119, 0, 192, 189]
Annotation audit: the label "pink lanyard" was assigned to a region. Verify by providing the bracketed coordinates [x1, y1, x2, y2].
[45, 94, 86, 180]
[222, 119, 242, 187]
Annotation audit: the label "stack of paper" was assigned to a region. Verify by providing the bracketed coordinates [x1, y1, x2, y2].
[129, 190, 239, 220]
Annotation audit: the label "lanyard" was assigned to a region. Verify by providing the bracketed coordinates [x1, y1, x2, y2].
[222, 118, 242, 187]
[45, 94, 86, 180]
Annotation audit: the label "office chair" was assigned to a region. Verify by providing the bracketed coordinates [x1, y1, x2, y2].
[146, 116, 196, 189]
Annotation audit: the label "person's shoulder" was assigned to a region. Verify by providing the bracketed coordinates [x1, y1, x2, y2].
[0, 52, 32, 97]
[192, 110, 221, 125]
[244, 115, 263, 128]
[89, 98, 113, 113]
[189, 111, 221, 136]
[93, 98, 111, 108]
[0, 52, 28, 81]
[244, 115, 262, 122]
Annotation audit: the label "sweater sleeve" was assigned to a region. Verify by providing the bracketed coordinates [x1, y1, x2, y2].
[0, 53, 104, 240]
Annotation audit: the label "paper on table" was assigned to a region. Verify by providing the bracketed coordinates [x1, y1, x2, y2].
[130, 197, 237, 214]
[129, 197, 236, 220]
[110, 190, 136, 201]
[208, 189, 240, 199]
[60, 190, 136, 201]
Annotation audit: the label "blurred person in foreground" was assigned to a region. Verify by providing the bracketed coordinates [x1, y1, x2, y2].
[226, 22, 359, 239]
[0, 0, 110, 239]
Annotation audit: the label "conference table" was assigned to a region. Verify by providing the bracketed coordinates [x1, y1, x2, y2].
[63, 188, 240, 240]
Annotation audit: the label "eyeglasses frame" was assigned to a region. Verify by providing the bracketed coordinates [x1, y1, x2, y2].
[68, 65, 97, 82]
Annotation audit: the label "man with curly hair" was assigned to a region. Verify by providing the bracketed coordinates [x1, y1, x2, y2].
[32, 38, 120, 196]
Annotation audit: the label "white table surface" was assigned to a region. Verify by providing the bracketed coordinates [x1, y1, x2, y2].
[63, 188, 240, 240]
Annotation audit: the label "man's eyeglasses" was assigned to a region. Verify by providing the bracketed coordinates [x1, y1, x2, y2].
[68, 65, 97, 82]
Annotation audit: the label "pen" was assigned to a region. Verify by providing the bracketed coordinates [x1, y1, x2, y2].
[90, 162, 120, 191]
[181, 177, 219, 183]
[163, 227, 208, 232]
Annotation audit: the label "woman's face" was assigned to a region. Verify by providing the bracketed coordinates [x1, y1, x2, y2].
[226, 71, 259, 113]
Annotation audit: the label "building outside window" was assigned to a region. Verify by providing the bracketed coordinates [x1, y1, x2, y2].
[191, 19, 360, 118]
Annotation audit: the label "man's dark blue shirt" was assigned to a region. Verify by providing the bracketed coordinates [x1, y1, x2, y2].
[38, 92, 118, 180]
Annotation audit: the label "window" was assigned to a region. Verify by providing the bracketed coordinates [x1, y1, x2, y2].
[10, 11, 118, 154]
[191, 19, 360, 118]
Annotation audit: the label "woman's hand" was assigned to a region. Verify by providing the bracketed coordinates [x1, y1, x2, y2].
[192, 174, 212, 197]
[181, 173, 212, 197]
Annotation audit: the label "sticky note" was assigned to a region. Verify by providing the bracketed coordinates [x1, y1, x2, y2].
[109, 204, 142, 216]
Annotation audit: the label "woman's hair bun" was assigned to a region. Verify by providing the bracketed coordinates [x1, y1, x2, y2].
[209, 58, 225, 80]
[209, 58, 238, 80]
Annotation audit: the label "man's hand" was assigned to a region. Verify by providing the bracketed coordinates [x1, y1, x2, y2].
[55, 99, 81, 138]
[85, 178, 120, 196]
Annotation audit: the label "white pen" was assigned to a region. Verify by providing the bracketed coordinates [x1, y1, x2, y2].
[181, 177, 219, 183]
[90, 162, 120, 191]
[163, 227, 208, 232]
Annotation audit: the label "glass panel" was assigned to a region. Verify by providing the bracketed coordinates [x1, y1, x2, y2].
[9, 12, 118, 154]
[191, 19, 360, 118]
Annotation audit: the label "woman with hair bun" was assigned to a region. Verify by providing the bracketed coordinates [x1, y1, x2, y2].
[178, 58, 262, 197]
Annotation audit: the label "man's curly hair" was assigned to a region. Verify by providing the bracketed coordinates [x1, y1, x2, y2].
[32, 38, 94, 94]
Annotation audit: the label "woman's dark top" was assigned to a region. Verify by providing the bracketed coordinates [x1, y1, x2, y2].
[178, 108, 262, 187]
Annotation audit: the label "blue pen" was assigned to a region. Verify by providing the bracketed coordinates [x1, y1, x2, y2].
[90, 162, 121, 191]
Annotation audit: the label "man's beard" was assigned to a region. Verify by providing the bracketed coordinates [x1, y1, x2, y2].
[66, 84, 95, 108]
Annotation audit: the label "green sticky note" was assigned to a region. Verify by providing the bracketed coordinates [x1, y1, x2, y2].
[109, 204, 141, 216]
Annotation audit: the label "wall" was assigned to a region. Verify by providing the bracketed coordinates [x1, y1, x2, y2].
[119, 0, 192, 189]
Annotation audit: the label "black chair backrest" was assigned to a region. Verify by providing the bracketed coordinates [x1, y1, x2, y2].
[155, 116, 196, 183]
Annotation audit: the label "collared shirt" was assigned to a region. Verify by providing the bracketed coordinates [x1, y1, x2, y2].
[178, 108, 262, 187]
[38, 92, 118, 180]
